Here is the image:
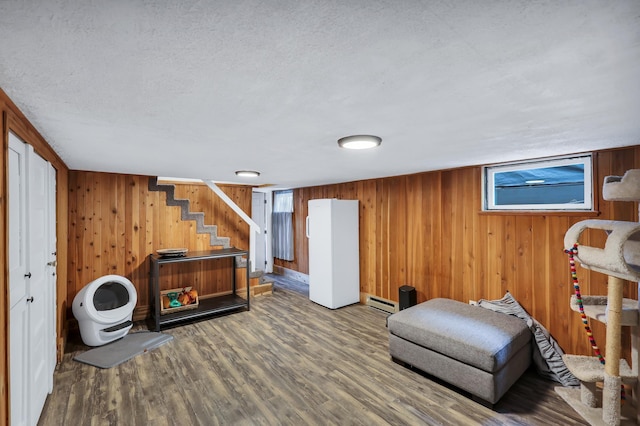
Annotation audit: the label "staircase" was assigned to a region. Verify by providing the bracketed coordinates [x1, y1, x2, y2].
[148, 177, 274, 296]
[236, 256, 275, 296]
[148, 177, 231, 248]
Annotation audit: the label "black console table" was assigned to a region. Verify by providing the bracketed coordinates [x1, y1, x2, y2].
[149, 248, 250, 331]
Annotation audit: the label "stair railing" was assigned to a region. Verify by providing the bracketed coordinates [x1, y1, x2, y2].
[203, 180, 260, 273]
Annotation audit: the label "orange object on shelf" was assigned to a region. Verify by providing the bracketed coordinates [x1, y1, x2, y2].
[159, 286, 199, 315]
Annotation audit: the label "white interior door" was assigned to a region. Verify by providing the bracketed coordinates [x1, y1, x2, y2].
[252, 191, 267, 272]
[26, 145, 52, 424]
[9, 133, 29, 426]
[9, 133, 56, 426]
[9, 134, 27, 308]
[47, 162, 57, 389]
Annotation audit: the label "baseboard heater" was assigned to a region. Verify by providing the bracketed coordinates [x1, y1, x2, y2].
[365, 294, 398, 314]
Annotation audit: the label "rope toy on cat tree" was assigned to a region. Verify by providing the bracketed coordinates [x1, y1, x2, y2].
[565, 243, 625, 402]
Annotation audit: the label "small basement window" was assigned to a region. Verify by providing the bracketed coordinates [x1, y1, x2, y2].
[483, 154, 593, 211]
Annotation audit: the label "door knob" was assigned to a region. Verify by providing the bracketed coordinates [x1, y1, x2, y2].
[27, 297, 34, 303]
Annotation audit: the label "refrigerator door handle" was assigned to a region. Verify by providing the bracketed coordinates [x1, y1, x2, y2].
[306, 216, 310, 238]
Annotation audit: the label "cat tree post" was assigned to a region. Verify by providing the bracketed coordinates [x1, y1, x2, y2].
[603, 275, 624, 425]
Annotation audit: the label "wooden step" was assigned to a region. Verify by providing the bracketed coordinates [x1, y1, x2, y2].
[252, 282, 273, 297]
[563, 355, 636, 384]
[570, 295, 639, 326]
[236, 282, 273, 299]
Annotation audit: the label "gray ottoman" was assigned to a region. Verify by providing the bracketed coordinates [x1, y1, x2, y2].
[388, 298, 532, 405]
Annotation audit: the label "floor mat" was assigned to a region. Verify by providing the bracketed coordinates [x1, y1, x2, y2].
[73, 331, 173, 369]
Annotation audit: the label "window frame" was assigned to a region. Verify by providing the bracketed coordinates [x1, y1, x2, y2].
[482, 154, 594, 212]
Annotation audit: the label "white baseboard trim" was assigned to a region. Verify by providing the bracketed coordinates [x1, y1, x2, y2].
[273, 265, 309, 284]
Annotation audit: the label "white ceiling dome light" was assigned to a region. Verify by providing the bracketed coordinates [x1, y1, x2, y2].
[337, 135, 382, 150]
[235, 170, 261, 177]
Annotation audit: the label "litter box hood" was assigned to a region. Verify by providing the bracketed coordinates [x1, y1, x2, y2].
[72, 275, 137, 346]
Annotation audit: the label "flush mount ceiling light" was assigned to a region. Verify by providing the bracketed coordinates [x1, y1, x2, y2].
[235, 170, 260, 177]
[337, 135, 382, 150]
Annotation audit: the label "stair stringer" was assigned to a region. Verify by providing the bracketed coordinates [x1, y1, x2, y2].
[148, 177, 231, 248]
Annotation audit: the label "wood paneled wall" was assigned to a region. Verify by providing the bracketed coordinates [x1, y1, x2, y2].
[67, 174, 252, 318]
[276, 147, 640, 359]
[1, 88, 69, 426]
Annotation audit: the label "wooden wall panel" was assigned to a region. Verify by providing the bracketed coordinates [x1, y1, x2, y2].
[405, 174, 425, 300]
[275, 147, 640, 359]
[67, 174, 252, 319]
[158, 258, 236, 294]
[1, 88, 70, 426]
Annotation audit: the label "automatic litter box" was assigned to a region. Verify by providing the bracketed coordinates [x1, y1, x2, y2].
[72, 275, 137, 346]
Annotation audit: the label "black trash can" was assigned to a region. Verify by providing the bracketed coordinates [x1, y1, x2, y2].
[399, 285, 417, 310]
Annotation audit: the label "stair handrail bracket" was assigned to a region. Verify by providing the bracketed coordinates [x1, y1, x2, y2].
[564, 219, 640, 283]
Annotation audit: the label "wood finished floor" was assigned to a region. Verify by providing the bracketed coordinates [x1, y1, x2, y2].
[38, 275, 587, 425]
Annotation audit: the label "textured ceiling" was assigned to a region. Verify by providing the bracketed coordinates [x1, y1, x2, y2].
[1, 1, 639, 188]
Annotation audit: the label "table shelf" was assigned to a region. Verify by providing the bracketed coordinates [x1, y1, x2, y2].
[149, 248, 250, 331]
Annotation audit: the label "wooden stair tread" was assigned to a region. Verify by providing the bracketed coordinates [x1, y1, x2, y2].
[562, 355, 636, 383]
[570, 295, 639, 326]
[252, 282, 273, 297]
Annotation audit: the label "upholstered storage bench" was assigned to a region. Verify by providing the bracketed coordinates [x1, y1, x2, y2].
[388, 298, 532, 405]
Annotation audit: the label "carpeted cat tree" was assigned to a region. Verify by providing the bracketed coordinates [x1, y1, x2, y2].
[557, 169, 640, 426]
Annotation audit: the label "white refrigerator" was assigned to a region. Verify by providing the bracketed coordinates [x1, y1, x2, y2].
[306, 199, 360, 309]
